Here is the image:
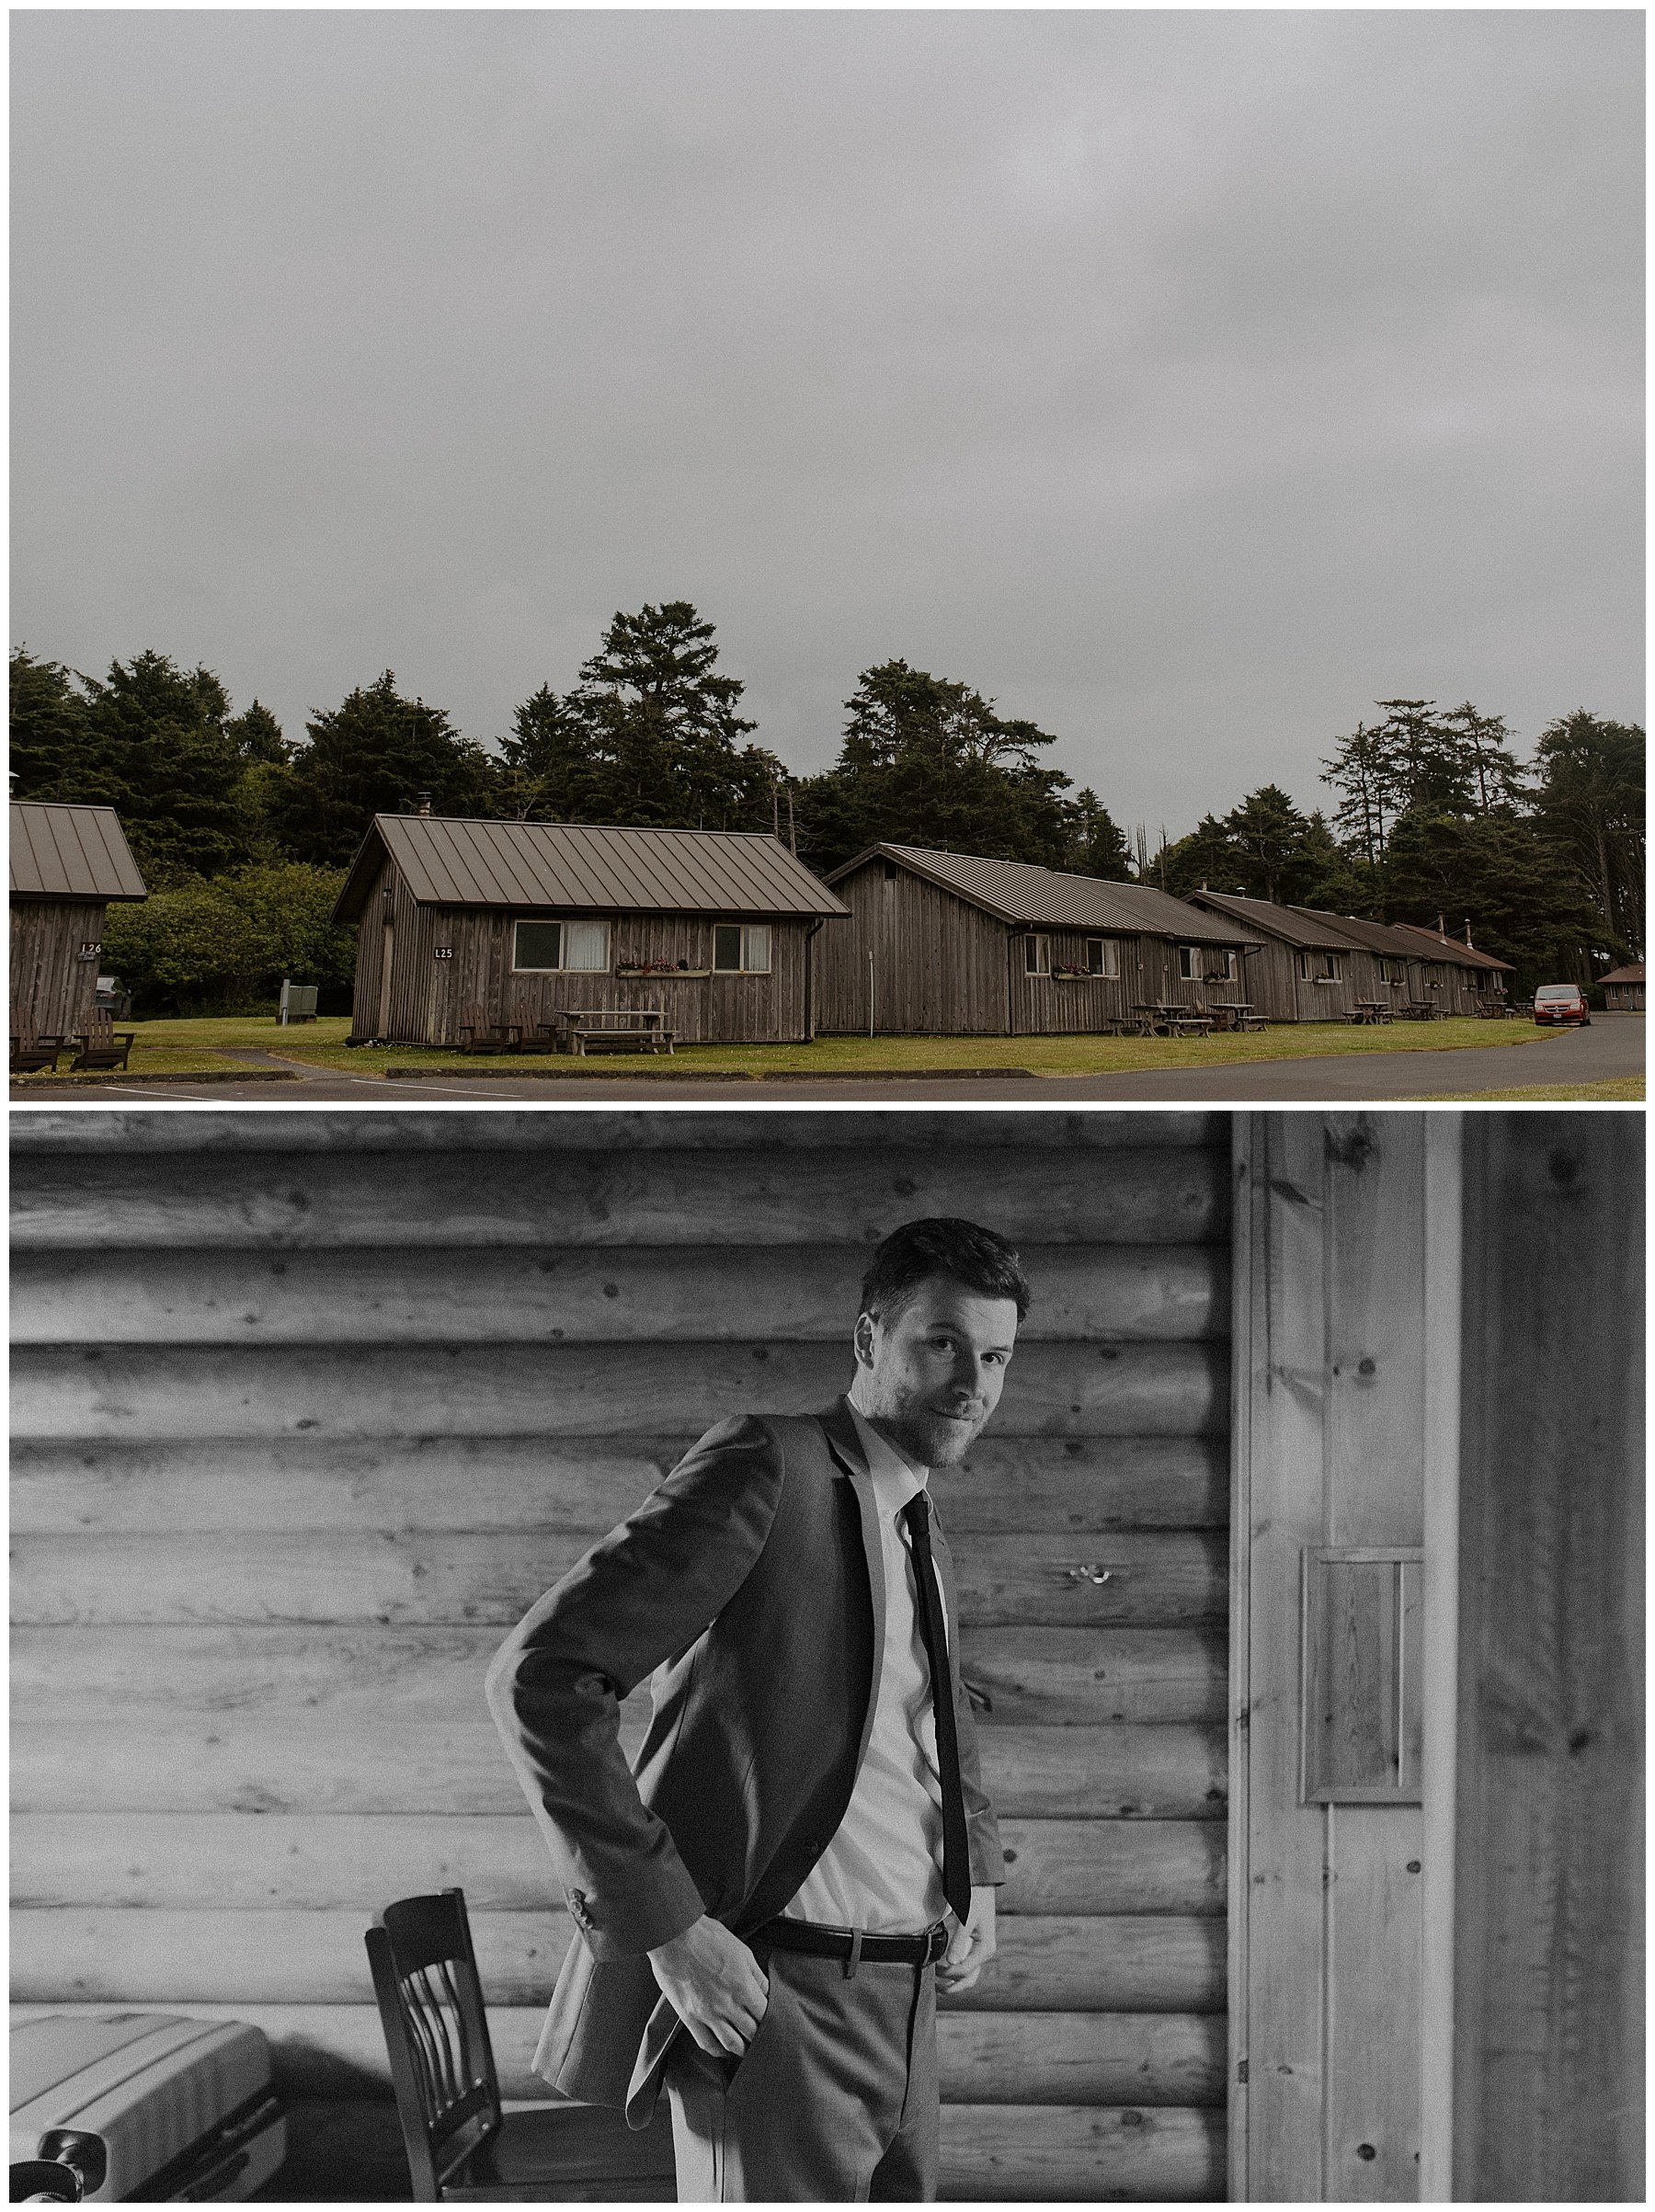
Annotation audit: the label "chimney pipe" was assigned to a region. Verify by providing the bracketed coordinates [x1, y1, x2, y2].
[1464, 916, 1474, 949]
[417, 792, 432, 818]
[1436, 912, 1447, 941]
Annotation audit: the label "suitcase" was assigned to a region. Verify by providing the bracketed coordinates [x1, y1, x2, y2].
[10, 2012, 287, 2203]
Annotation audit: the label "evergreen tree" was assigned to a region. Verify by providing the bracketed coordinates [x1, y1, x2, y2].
[9, 647, 97, 801]
[272, 671, 496, 868]
[1319, 719, 1395, 865]
[797, 659, 1078, 873]
[504, 604, 782, 832]
[1063, 789, 1133, 881]
[1162, 815, 1238, 899]
[226, 700, 290, 764]
[1530, 711, 1644, 954]
[74, 651, 248, 883]
[1380, 809, 1604, 987]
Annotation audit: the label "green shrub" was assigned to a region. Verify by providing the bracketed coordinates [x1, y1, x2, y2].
[102, 863, 356, 1015]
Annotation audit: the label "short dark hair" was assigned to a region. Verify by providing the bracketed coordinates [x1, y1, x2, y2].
[859, 1216, 1032, 1326]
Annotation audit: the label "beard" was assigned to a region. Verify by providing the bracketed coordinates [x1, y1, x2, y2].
[883, 1404, 987, 1469]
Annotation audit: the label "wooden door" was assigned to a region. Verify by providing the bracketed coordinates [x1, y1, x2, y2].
[1229, 1113, 1444, 2201]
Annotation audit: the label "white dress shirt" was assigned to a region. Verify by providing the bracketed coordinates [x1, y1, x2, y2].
[782, 1401, 948, 1933]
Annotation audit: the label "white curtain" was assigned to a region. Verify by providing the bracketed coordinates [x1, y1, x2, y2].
[561, 920, 610, 972]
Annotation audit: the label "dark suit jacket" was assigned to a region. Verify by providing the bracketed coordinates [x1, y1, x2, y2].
[485, 1397, 1002, 2120]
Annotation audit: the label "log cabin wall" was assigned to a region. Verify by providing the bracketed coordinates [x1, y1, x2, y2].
[10, 898, 106, 1037]
[12, 1107, 1234, 2204]
[815, 861, 1014, 1034]
[349, 857, 818, 1045]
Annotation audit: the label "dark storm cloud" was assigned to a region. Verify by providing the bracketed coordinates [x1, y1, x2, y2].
[10, 8, 1643, 831]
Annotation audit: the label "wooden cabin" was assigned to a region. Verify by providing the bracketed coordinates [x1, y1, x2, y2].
[1600, 962, 1644, 1010]
[12, 1109, 1638, 2205]
[331, 815, 848, 1047]
[10, 801, 147, 1039]
[817, 843, 1262, 1034]
[1183, 890, 1385, 1021]
[1288, 908, 1513, 1018]
[1387, 922, 1514, 1013]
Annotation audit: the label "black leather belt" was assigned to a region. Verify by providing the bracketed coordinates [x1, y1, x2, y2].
[752, 1917, 949, 1967]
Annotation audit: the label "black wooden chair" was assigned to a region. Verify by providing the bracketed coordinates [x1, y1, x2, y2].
[366, 1888, 677, 2202]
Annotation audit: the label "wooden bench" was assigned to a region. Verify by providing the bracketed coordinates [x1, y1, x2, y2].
[11, 1019, 65, 1074]
[456, 1008, 523, 1055]
[554, 1009, 676, 1056]
[70, 1011, 136, 1071]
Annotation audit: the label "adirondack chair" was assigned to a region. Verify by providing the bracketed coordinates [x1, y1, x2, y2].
[70, 1009, 137, 1071]
[11, 1016, 65, 1074]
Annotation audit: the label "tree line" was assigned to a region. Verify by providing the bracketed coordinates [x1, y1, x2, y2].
[10, 602, 1642, 1010]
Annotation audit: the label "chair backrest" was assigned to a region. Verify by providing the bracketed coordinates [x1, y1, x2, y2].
[365, 1888, 503, 2201]
[81, 1009, 112, 1043]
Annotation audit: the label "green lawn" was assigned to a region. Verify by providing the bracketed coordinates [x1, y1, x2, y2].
[12, 1010, 1567, 1084]
[1409, 1076, 1643, 1102]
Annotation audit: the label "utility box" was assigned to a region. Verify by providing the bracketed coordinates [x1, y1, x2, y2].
[278, 980, 318, 1024]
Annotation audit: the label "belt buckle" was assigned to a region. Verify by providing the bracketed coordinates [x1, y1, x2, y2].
[927, 1922, 948, 1965]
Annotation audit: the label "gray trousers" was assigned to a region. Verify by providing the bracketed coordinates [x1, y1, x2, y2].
[663, 1944, 940, 2203]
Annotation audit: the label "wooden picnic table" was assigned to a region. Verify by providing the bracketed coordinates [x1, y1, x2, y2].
[551, 1009, 676, 1056]
[1341, 1000, 1393, 1026]
[1129, 1001, 1214, 1038]
[1205, 1000, 1268, 1034]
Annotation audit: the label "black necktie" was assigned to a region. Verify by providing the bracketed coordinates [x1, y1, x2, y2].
[901, 1489, 972, 1924]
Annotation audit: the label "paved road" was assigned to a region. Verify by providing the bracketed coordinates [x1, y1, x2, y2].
[13, 1016, 1640, 1105]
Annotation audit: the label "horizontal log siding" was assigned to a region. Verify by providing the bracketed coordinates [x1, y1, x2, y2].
[816, 859, 1012, 1034]
[10, 1109, 1230, 2202]
[10, 897, 106, 1039]
[348, 858, 820, 1044]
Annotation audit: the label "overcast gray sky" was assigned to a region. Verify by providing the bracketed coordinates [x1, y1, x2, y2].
[11, 8, 1643, 834]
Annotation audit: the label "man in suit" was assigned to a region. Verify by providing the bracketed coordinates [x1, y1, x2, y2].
[485, 1215, 1030, 2202]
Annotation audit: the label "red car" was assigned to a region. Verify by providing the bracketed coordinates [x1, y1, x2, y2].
[1533, 984, 1592, 1026]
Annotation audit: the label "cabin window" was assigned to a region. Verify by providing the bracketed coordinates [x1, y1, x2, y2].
[1086, 937, 1121, 978]
[1023, 934, 1052, 976]
[1379, 959, 1405, 986]
[884, 860, 899, 882]
[713, 923, 772, 974]
[1178, 945, 1199, 981]
[512, 919, 611, 973]
[1319, 952, 1343, 982]
[1298, 950, 1341, 982]
[1206, 950, 1238, 982]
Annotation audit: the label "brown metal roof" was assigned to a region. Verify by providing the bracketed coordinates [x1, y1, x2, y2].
[1387, 922, 1515, 974]
[1600, 963, 1644, 985]
[1185, 888, 1375, 952]
[1284, 905, 1514, 973]
[333, 815, 849, 924]
[10, 803, 148, 902]
[828, 844, 1263, 944]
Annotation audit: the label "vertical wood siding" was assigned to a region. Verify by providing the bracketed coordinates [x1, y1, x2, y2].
[11, 1109, 1233, 2203]
[349, 861, 818, 1044]
[816, 862, 1014, 1034]
[1452, 1116, 1642, 2201]
[10, 900, 106, 1036]
[1230, 1113, 1432, 2202]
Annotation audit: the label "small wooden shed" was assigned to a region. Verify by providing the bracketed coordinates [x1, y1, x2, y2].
[817, 843, 1262, 1035]
[332, 815, 848, 1047]
[10, 801, 147, 1039]
[1599, 963, 1644, 1010]
[1183, 891, 1384, 1021]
